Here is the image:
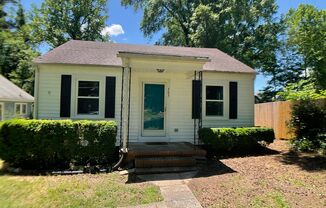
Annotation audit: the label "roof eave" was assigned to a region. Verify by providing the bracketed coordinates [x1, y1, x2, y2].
[33, 62, 122, 68]
[117, 51, 211, 63]
[202, 69, 256, 74]
[0, 98, 34, 102]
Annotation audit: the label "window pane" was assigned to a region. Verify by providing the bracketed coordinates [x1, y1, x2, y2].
[22, 104, 27, 114]
[206, 86, 223, 100]
[206, 101, 223, 116]
[78, 81, 99, 97]
[77, 98, 99, 115]
[15, 104, 21, 114]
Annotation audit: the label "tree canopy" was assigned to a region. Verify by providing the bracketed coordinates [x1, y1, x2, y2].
[1, 0, 110, 94]
[286, 4, 326, 89]
[31, 0, 109, 48]
[0, 1, 38, 94]
[277, 79, 326, 101]
[122, 0, 282, 74]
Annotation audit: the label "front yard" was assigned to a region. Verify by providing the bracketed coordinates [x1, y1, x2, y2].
[188, 140, 326, 208]
[0, 161, 162, 208]
[1, 140, 325, 208]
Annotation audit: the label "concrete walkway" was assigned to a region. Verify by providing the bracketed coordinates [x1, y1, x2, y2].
[123, 171, 202, 208]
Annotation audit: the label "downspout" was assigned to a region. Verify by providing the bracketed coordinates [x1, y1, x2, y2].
[127, 67, 131, 146]
[122, 66, 130, 153]
[119, 67, 125, 148]
[113, 66, 126, 171]
[199, 71, 203, 130]
[33, 65, 40, 119]
[193, 71, 197, 146]
[113, 63, 131, 171]
[198, 71, 203, 144]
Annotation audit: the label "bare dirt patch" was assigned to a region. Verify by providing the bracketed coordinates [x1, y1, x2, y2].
[188, 140, 326, 208]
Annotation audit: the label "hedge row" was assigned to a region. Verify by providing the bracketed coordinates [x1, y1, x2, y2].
[0, 119, 117, 169]
[199, 127, 274, 153]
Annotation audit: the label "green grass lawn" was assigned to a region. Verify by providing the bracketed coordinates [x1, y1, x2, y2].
[0, 160, 162, 208]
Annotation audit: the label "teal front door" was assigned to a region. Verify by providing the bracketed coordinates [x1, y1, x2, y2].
[142, 83, 165, 136]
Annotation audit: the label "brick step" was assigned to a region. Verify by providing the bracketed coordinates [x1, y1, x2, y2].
[127, 149, 206, 160]
[135, 156, 196, 168]
[135, 166, 198, 174]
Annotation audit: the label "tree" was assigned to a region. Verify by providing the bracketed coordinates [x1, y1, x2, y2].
[286, 4, 326, 89]
[277, 79, 326, 101]
[122, 0, 282, 74]
[31, 0, 109, 48]
[15, 2, 25, 29]
[122, 0, 195, 46]
[0, 1, 38, 94]
[0, 0, 15, 29]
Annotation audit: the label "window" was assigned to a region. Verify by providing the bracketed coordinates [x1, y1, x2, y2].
[205, 86, 223, 116]
[0, 103, 3, 121]
[77, 81, 99, 115]
[15, 103, 27, 115]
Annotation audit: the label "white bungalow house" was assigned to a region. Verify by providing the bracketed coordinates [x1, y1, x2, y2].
[0, 75, 34, 121]
[33, 40, 255, 153]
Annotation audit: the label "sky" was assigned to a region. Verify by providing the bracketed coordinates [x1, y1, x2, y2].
[20, 0, 326, 93]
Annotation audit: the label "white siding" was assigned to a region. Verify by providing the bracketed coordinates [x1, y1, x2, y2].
[37, 64, 122, 144]
[37, 64, 122, 121]
[202, 72, 255, 128]
[36, 63, 254, 145]
[128, 69, 195, 142]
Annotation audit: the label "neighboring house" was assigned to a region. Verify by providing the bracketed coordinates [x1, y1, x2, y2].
[0, 75, 34, 121]
[33, 40, 255, 150]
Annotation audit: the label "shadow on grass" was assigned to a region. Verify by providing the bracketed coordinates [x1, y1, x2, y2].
[126, 145, 282, 183]
[207, 145, 280, 160]
[279, 151, 326, 172]
[0, 161, 113, 176]
[126, 159, 236, 184]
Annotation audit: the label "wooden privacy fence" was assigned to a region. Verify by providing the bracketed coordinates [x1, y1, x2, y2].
[255, 101, 293, 139]
[255, 99, 326, 139]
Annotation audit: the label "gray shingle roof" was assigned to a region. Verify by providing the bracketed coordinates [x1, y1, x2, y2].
[0, 75, 34, 102]
[34, 40, 255, 73]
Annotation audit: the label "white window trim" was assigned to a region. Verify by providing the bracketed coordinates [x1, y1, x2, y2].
[74, 78, 104, 119]
[203, 83, 228, 120]
[0, 102, 4, 121]
[15, 103, 28, 116]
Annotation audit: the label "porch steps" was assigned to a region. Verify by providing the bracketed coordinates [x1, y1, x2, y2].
[127, 142, 206, 161]
[127, 142, 206, 174]
[135, 156, 196, 168]
[135, 166, 198, 174]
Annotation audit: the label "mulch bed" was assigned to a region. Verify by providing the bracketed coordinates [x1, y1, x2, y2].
[188, 140, 326, 208]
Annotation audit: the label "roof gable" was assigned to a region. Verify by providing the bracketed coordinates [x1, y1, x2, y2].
[34, 40, 255, 73]
[0, 75, 34, 102]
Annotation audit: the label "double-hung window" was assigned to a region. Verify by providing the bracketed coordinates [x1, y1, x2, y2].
[77, 81, 100, 115]
[15, 103, 27, 115]
[205, 86, 224, 116]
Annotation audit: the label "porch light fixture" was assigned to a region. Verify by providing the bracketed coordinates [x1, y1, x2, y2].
[156, 68, 165, 73]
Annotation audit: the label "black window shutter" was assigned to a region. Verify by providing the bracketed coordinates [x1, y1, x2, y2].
[105, 76, 116, 118]
[229, 81, 238, 119]
[192, 80, 201, 119]
[60, 75, 72, 117]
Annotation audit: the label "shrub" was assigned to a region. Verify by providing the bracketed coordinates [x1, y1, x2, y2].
[0, 119, 117, 169]
[289, 99, 326, 152]
[198, 127, 274, 153]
